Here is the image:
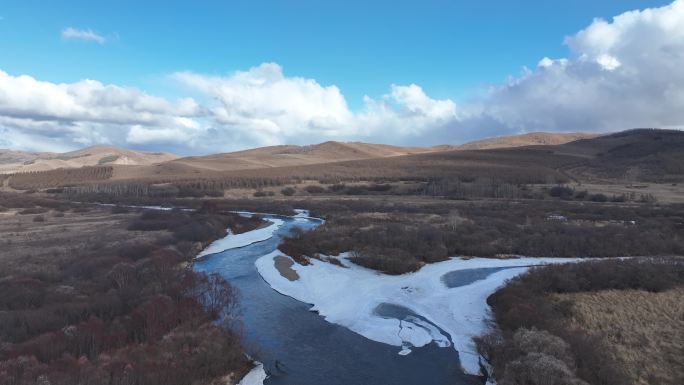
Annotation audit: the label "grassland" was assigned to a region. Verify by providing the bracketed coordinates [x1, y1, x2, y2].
[477, 258, 684, 385]
[0, 202, 155, 278]
[558, 289, 684, 385]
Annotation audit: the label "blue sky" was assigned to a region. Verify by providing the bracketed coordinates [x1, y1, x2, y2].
[0, 0, 682, 153]
[1, 0, 669, 107]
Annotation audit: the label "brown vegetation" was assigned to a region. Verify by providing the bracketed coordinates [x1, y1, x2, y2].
[559, 288, 684, 385]
[6, 130, 683, 205]
[476, 258, 684, 385]
[8, 166, 113, 190]
[278, 198, 684, 274]
[0, 192, 263, 384]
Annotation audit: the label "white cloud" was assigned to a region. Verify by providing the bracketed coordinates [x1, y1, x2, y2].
[172, 63, 353, 141]
[595, 54, 621, 71]
[171, 63, 459, 147]
[0, 70, 202, 151]
[474, 0, 684, 135]
[61, 27, 106, 44]
[1, 1, 683, 153]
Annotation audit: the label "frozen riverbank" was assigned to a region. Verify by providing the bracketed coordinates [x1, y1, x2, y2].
[256, 252, 581, 375]
[237, 362, 268, 385]
[197, 218, 284, 258]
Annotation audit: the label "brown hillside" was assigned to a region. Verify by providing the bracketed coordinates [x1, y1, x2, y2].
[185, 129, 683, 184]
[167, 141, 436, 172]
[554, 129, 684, 182]
[0, 146, 178, 174]
[0, 149, 44, 165]
[5, 129, 683, 190]
[454, 132, 597, 150]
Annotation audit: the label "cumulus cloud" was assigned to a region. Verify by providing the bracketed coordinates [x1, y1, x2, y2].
[61, 27, 106, 44]
[170, 63, 459, 146]
[0, 70, 203, 151]
[171, 63, 355, 145]
[1, 1, 683, 153]
[478, 0, 684, 134]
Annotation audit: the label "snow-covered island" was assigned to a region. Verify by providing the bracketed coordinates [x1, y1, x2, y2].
[256, 252, 580, 375]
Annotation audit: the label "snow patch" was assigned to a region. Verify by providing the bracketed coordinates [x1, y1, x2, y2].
[255, 252, 581, 375]
[231, 209, 323, 223]
[237, 361, 267, 385]
[293, 208, 310, 218]
[197, 218, 284, 258]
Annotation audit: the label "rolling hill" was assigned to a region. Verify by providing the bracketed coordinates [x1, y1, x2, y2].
[453, 132, 598, 150]
[111, 134, 595, 179]
[1, 132, 594, 177]
[154, 128, 682, 185]
[0, 146, 179, 174]
[166, 141, 438, 172]
[4, 129, 682, 192]
[553, 128, 684, 182]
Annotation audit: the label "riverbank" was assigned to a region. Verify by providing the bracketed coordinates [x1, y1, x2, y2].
[197, 218, 285, 258]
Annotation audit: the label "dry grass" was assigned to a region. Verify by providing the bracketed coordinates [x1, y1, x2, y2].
[274, 255, 299, 281]
[0, 206, 160, 279]
[557, 288, 684, 385]
[570, 182, 684, 204]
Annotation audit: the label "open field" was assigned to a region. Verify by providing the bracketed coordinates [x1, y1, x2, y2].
[0, 203, 155, 278]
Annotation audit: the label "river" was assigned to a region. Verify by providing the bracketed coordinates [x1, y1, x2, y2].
[193, 213, 483, 385]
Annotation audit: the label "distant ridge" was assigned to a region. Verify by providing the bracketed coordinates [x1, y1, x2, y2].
[0, 132, 601, 175]
[3, 129, 682, 188]
[454, 132, 598, 151]
[0, 146, 178, 174]
[166, 141, 436, 172]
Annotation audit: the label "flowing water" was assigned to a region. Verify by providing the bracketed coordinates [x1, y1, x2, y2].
[193, 214, 486, 385]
